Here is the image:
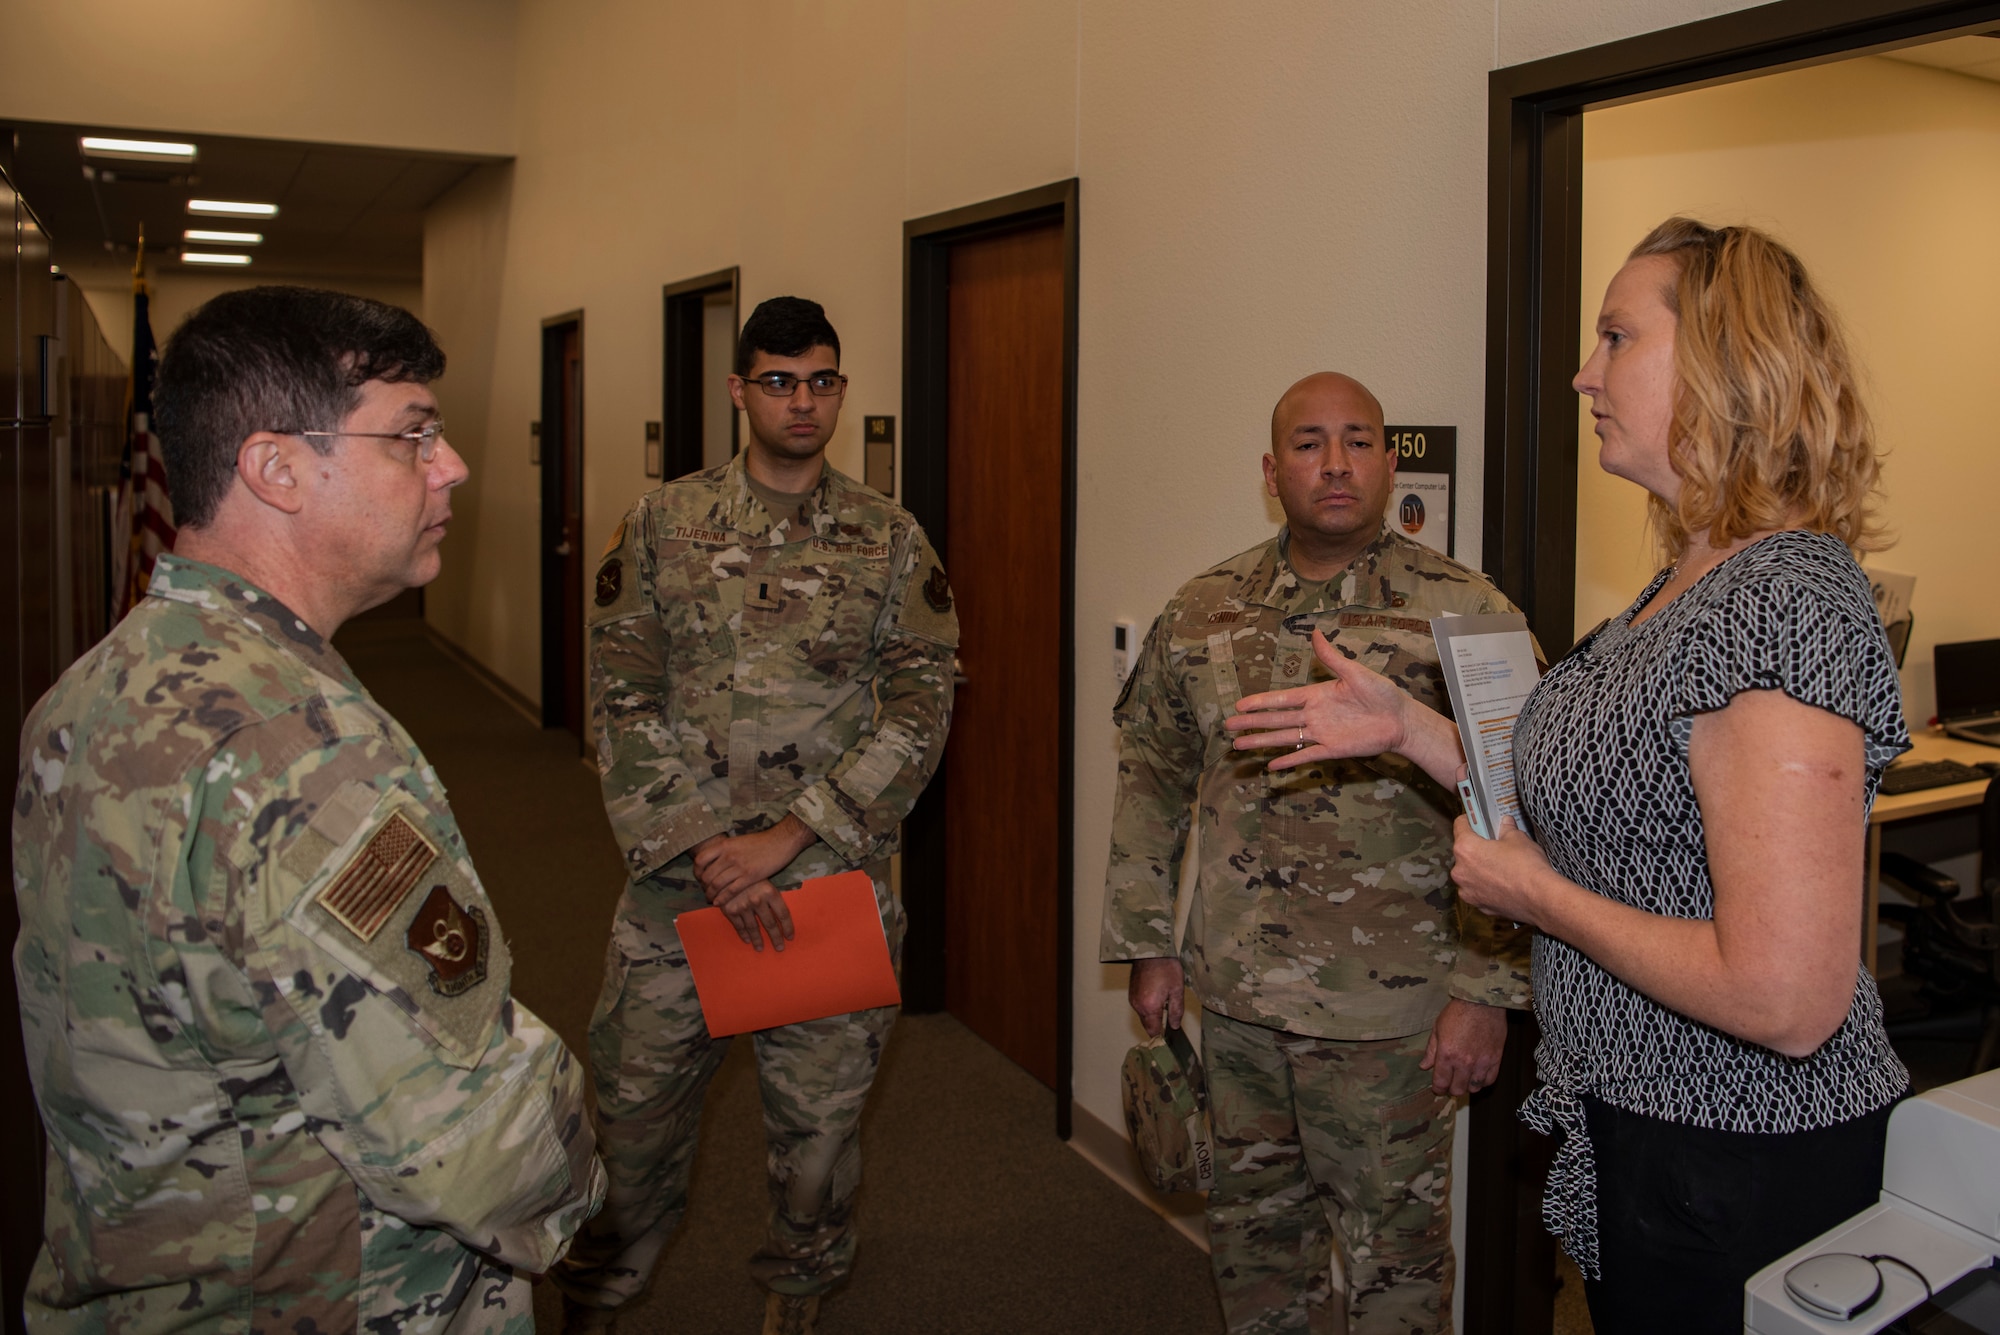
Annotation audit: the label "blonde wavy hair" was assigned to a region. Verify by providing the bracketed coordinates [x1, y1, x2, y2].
[1627, 217, 1885, 559]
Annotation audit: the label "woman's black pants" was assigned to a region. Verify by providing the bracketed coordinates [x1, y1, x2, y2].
[1579, 1091, 1903, 1334]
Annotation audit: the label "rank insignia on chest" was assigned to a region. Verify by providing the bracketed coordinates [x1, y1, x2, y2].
[923, 565, 953, 613]
[317, 812, 438, 942]
[406, 884, 490, 996]
[1282, 654, 1303, 676]
[595, 558, 623, 607]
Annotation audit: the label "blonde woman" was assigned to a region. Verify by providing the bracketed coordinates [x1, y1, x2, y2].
[1226, 218, 1910, 1330]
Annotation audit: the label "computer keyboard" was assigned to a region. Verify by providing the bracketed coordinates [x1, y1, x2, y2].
[1878, 758, 1992, 795]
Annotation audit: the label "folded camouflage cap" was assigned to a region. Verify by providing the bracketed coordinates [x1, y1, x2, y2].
[1120, 1025, 1215, 1194]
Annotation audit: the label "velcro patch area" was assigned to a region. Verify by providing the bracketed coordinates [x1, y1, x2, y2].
[284, 789, 508, 1067]
[590, 507, 649, 626]
[892, 530, 959, 647]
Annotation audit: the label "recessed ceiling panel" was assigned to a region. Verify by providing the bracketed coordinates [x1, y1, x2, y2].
[0, 119, 504, 284]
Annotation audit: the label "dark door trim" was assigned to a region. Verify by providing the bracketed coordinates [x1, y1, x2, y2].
[661, 268, 739, 481]
[1474, 3, 2000, 1329]
[900, 178, 1080, 1138]
[539, 310, 583, 735]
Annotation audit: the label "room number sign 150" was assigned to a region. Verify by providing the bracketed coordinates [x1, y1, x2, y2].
[1383, 424, 1456, 557]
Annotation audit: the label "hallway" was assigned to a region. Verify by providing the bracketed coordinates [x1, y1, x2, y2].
[332, 618, 1223, 1335]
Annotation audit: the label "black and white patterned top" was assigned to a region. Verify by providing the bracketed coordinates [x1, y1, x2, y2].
[1512, 529, 1910, 1278]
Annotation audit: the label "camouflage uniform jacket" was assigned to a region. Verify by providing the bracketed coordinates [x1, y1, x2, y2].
[590, 453, 957, 889]
[11, 556, 604, 1334]
[1100, 524, 1532, 1041]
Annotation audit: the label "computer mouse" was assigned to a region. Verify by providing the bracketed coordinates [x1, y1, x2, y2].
[1784, 1253, 1883, 1320]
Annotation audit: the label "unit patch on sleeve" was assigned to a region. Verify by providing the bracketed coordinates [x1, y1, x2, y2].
[595, 558, 624, 607]
[406, 884, 490, 996]
[891, 531, 959, 646]
[923, 566, 953, 612]
[316, 811, 438, 942]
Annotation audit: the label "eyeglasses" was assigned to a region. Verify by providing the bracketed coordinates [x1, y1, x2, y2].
[280, 421, 448, 462]
[738, 371, 847, 398]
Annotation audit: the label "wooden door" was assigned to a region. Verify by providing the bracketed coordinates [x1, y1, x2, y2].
[539, 317, 585, 744]
[941, 221, 1065, 1088]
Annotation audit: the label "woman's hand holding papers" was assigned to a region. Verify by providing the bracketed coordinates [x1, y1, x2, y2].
[1448, 815, 1559, 931]
[1225, 630, 1466, 788]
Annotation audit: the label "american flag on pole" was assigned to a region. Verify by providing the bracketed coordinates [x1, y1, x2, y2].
[117, 265, 174, 616]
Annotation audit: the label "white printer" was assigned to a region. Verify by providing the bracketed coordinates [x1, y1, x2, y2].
[1745, 1067, 2000, 1333]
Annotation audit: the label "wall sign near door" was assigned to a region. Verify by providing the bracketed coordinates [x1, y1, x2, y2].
[529, 420, 541, 466]
[1384, 424, 1455, 557]
[863, 415, 895, 496]
[644, 420, 663, 479]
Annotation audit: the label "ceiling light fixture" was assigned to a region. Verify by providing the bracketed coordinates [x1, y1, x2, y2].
[81, 136, 198, 162]
[183, 229, 264, 245]
[181, 252, 252, 266]
[187, 199, 278, 217]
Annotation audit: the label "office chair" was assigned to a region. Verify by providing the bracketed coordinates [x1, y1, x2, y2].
[1879, 776, 2000, 1076]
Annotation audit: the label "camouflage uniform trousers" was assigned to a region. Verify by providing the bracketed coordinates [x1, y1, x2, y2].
[555, 866, 904, 1310]
[1203, 1011, 1456, 1335]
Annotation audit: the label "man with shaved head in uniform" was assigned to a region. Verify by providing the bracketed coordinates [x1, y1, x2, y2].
[1101, 373, 1532, 1333]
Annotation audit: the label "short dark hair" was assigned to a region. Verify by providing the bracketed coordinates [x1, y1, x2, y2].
[153, 286, 446, 527]
[734, 296, 839, 375]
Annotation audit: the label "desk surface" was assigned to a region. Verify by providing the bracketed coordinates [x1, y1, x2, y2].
[1872, 730, 1997, 824]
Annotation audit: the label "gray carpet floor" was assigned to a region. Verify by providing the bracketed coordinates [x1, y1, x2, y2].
[334, 618, 1223, 1335]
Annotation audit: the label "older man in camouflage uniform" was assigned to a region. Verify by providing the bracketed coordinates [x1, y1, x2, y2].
[1102, 373, 1531, 1335]
[554, 297, 956, 1335]
[11, 288, 603, 1333]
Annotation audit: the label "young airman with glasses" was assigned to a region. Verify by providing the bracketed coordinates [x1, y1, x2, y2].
[555, 297, 959, 1335]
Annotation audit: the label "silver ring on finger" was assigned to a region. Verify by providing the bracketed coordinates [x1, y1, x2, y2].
[1295, 722, 1305, 750]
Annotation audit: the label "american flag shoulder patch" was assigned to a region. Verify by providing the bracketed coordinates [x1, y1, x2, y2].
[316, 811, 439, 942]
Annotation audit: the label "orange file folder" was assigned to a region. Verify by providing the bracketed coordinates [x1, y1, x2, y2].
[674, 870, 901, 1037]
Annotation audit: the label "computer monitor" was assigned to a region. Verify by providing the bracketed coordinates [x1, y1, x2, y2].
[1933, 638, 2000, 726]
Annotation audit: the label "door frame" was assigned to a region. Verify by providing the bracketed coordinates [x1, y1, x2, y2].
[539, 310, 584, 736]
[661, 268, 739, 480]
[900, 178, 1081, 1137]
[1473, 2, 2000, 1328]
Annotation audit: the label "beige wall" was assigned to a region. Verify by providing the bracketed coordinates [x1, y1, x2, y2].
[1577, 56, 2000, 725]
[412, 0, 1782, 1180]
[71, 269, 423, 371]
[0, 0, 517, 155]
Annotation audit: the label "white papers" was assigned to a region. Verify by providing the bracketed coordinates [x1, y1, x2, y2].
[1431, 613, 1542, 839]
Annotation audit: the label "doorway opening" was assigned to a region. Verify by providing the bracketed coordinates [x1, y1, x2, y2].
[1477, 4, 2000, 1332]
[539, 312, 584, 746]
[901, 179, 1080, 1134]
[662, 268, 739, 481]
